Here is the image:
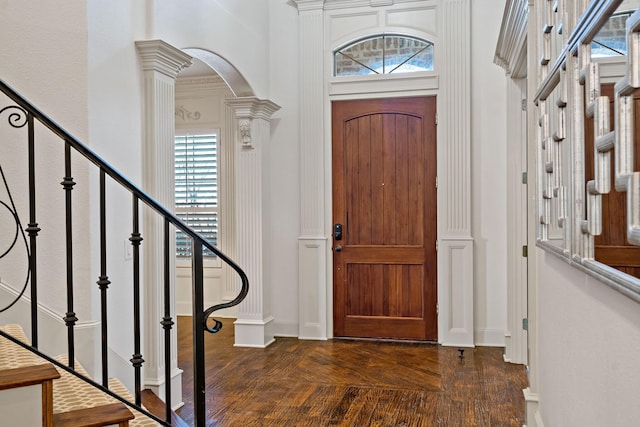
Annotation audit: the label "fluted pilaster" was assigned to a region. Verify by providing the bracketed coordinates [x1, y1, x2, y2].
[135, 39, 191, 406]
[441, 0, 471, 237]
[438, 0, 474, 347]
[293, 0, 328, 339]
[226, 97, 280, 347]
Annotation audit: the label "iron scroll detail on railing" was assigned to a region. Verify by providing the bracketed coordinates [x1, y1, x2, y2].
[0, 79, 249, 426]
[0, 105, 31, 315]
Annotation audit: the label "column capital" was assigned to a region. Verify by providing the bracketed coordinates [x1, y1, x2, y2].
[135, 39, 192, 79]
[226, 98, 280, 149]
[225, 97, 280, 121]
[292, 0, 325, 12]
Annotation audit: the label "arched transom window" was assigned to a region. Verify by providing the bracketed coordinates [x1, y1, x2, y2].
[334, 34, 434, 76]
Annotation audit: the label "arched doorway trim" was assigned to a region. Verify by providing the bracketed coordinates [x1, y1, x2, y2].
[182, 48, 255, 98]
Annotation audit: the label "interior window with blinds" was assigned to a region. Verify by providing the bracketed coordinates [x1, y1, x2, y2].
[175, 134, 218, 260]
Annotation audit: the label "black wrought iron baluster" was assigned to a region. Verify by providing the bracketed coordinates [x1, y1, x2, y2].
[129, 195, 144, 406]
[25, 112, 41, 348]
[0, 105, 30, 317]
[97, 169, 111, 387]
[192, 241, 206, 426]
[162, 219, 173, 423]
[61, 141, 78, 369]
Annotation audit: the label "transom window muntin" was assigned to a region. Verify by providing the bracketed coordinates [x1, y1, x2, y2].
[175, 133, 218, 261]
[334, 34, 434, 77]
[591, 11, 633, 58]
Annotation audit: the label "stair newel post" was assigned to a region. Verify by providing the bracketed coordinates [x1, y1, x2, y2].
[97, 169, 111, 387]
[129, 195, 144, 405]
[162, 218, 174, 423]
[62, 141, 78, 369]
[192, 241, 206, 426]
[26, 112, 41, 348]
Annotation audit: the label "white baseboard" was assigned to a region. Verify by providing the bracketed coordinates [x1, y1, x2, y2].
[272, 320, 298, 338]
[523, 387, 543, 427]
[144, 367, 185, 411]
[474, 328, 506, 347]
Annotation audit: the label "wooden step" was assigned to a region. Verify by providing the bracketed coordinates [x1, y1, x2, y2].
[141, 389, 190, 427]
[0, 363, 60, 390]
[0, 325, 61, 427]
[53, 402, 134, 427]
[53, 355, 161, 426]
[1, 325, 161, 426]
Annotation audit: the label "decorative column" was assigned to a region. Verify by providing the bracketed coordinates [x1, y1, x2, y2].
[135, 40, 192, 407]
[293, 0, 327, 340]
[226, 97, 280, 348]
[438, 0, 474, 347]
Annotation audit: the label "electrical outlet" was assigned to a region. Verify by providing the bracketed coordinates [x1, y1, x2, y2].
[124, 239, 132, 260]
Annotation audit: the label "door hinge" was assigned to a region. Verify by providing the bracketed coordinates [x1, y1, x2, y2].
[436, 304, 439, 314]
[436, 240, 439, 252]
[435, 176, 438, 189]
[522, 172, 528, 184]
[522, 318, 529, 330]
[522, 245, 528, 257]
[435, 113, 438, 125]
[521, 99, 527, 111]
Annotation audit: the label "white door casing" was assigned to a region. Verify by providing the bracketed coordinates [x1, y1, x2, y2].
[294, 0, 474, 346]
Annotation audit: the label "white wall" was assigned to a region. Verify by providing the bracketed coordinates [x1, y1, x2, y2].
[151, 0, 271, 99]
[87, 0, 147, 385]
[536, 249, 640, 427]
[0, 0, 96, 349]
[267, 0, 301, 337]
[471, 0, 508, 346]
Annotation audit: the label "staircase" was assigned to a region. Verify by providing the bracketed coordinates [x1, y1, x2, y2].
[0, 78, 249, 426]
[0, 324, 163, 426]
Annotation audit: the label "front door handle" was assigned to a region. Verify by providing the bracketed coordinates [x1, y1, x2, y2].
[334, 245, 342, 252]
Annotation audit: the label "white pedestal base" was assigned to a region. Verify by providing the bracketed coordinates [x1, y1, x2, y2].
[234, 316, 276, 348]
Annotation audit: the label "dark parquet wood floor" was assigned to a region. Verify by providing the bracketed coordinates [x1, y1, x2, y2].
[176, 316, 528, 426]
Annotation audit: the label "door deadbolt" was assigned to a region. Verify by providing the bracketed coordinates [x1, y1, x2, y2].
[334, 223, 343, 240]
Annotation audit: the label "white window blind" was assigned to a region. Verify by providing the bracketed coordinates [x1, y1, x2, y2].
[174, 134, 218, 260]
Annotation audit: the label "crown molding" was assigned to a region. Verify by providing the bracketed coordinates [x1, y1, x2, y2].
[225, 97, 281, 121]
[323, 0, 424, 10]
[175, 75, 228, 92]
[135, 39, 193, 79]
[292, 0, 325, 11]
[494, 0, 528, 78]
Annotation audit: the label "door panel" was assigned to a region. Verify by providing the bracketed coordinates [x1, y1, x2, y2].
[332, 97, 437, 341]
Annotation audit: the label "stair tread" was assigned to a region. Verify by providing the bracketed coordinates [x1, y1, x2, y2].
[52, 402, 134, 427]
[0, 363, 60, 390]
[53, 355, 161, 426]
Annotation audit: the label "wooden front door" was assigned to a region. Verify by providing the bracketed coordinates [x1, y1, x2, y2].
[332, 96, 437, 341]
